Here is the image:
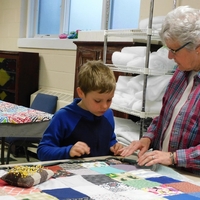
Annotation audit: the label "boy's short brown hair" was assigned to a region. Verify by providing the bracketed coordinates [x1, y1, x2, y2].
[78, 60, 116, 95]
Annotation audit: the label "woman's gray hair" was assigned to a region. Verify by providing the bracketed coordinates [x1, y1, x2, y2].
[159, 6, 200, 50]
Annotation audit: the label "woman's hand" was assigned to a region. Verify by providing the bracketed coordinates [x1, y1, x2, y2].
[138, 150, 174, 166]
[110, 142, 124, 155]
[69, 141, 90, 157]
[119, 138, 151, 157]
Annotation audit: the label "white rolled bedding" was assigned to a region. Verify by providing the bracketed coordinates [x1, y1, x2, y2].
[112, 74, 172, 112]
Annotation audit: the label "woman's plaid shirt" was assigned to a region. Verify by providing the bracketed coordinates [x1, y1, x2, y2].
[143, 69, 200, 174]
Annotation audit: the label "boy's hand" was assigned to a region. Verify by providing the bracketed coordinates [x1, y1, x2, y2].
[110, 142, 124, 156]
[69, 141, 90, 157]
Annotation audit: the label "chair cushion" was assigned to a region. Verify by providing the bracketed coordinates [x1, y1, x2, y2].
[31, 93, 58, 114]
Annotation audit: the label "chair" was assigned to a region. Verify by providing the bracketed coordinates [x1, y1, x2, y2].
[5, 93, 58, 164]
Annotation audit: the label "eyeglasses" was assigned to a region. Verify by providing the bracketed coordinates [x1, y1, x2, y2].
[167, 42, 191, 54]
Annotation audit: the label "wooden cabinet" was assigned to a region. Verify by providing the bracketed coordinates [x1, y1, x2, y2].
[73, 41, 162, 119]
[73, 41, 135, 118]
[0, 51, 39, 107]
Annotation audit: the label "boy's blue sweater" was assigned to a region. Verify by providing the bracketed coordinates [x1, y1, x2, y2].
[37, 98, 118, 161]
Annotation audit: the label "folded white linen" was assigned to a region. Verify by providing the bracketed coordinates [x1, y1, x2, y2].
[132, 100, 162, 113]
[112, 92, 132, 107]
[112, 92, 130, 107]
[157, 89, 165, 101]
[127, 75, 144, 92]
[116, 76, 133, 94]
[115, 74, 172, 103]
[125, 47, 176, 72]
[112, 51, 138, 65]
[116, 130, 140, 142]
[121, 46, 147, 57]
[134, 75, 172, 101]
[134, 87, 162, 102]
[150, 52, 176, 71]
[122, 92, 136, 107]
[156, 47, 177, 71]
[114, 117, 140, 145]
[152, 23, 163, 30]
[117, 135, 139, 146]
[146, 77, 171, 101]
[156, 46, 169, 57]
[112, 91, 136, 109]
[149, 54, 169, 70]
[146, 75, 171, 86]
[114, 116, 139, 131]
[116, 137, 131, 146]
[130, 74, 169, 87]
[139, 16, 166, 29]
[126, 56, 145, 68]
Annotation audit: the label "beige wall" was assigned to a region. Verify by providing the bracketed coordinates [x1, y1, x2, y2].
[0, 0, 200, 96]
[0, 0, 76, 95]
[140, 0, 200, 19]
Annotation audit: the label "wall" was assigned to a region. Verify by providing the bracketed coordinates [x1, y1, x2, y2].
[0, 0, 76, 95]
[0, 0, 200, 96]
[140, 0, 200, 19]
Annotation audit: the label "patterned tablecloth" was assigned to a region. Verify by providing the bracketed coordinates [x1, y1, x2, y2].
[0, 100, 53, 124]
[0, 158, 200, 200]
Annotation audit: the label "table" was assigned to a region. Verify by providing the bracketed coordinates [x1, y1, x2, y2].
[0, 100, 53, 164]
[2, 155, 199, 184]
[0, 156, 199, 199]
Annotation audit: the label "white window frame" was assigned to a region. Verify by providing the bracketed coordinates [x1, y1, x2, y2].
[18, 0, 77, 50]
[29, 0, 108, 38]
[17, 0, 136, 50]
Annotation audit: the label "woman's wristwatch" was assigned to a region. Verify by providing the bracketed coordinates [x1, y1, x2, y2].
[169, 152, 176, 165]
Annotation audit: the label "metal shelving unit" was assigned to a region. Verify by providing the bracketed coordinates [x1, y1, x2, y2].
[140, 0, 155, 138]
[103, 0, 157, 138]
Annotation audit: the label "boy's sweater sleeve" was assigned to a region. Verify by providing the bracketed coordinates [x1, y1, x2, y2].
[104, 109, 118, 147]
[37, 110, 74, 161]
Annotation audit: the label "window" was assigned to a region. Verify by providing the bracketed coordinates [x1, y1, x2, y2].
[18, 0, 141, 50]
[37, 0, 62, 35]
[67, 0, 104, 32]
[110, 0, 140, 29]
[30, 0, 140, 36]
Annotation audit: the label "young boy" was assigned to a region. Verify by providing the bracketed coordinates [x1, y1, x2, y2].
[37, 60, 124, 161]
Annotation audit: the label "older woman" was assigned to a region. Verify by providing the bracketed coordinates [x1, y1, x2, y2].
[120, 6, 200, 175]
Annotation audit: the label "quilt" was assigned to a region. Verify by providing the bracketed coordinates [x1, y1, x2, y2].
[0, 157, 200, 200]
[0, 100, 53, 124]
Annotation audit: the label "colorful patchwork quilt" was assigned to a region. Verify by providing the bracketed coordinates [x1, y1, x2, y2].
[0, 158, 200, 200]
[0, 100, 53, 124]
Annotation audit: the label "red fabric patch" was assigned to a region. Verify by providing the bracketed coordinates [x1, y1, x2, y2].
[165, 182, 200, 193]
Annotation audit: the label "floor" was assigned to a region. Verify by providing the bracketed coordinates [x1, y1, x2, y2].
[1, 146, 39, 165]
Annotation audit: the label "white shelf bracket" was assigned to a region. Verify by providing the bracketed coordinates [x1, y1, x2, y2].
[140, 112, 146, 119]
[146, 28, 153, 36]
[143, 68, 150, 75]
